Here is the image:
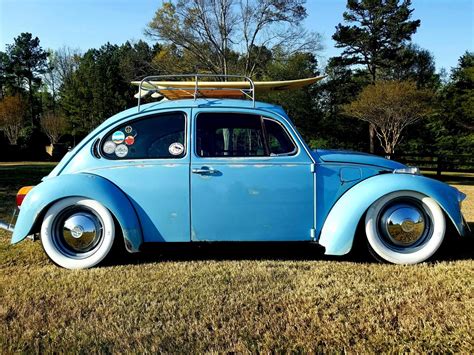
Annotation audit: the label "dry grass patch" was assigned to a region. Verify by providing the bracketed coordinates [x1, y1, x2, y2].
[457, 184, 474, 221]
[1, 233, 473, 352]
[0, 164, 473, 352]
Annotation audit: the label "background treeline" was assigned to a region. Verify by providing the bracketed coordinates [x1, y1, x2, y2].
[0, 0, 472, 161]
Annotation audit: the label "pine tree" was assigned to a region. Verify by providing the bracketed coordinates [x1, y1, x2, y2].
[332, 0, 420, 152]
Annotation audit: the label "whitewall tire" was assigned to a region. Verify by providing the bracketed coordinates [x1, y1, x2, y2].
[365, 191, 445, 264]
[41, 197, 115, 269]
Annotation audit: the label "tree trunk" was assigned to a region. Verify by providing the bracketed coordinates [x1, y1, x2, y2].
[28, 77, 34, 126]
[369, 124, 375, 153]
[369, 66, 377, 154]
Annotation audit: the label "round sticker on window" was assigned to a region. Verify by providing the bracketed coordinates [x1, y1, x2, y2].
[124, 125, 133, 134]
[169, 142, 184, 156]
[112, 131, 125, 144]
[125, 135, 135, 145]
[115, 144, 129, 158]
[103, 141, 116, 154]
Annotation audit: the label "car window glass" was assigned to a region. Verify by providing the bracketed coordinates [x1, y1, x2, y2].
[197, 113, 266, 157]
[264, 119, 296, 155]
[101, 112, 185, 159]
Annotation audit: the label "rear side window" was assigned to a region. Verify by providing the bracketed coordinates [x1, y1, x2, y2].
[101, 112, 186, 159]
[196, 113, 266, 157]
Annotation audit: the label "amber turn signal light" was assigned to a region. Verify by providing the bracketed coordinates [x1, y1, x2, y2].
[16, 186, 34, 208]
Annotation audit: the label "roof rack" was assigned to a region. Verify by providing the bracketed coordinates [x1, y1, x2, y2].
[136, 74, 255, 112]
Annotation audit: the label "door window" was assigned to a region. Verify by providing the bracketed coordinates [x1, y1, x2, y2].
[196, 113, 297, 157]
[101, 112, 186, 159]
[196, 113, 266, 157]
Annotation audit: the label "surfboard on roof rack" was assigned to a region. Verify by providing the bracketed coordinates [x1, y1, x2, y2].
[131, 74, 324, 111]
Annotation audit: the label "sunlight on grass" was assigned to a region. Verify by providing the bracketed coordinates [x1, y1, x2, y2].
[1, 229, 473, 352]
[0, 163, 472, 352]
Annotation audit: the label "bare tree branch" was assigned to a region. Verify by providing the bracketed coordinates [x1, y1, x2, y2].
[41, 111, 66, 145]
[343, 80, 433, 155]
[146, 0, 319, 76]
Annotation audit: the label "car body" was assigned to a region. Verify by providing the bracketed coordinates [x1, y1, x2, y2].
[6, 97, 470, 268]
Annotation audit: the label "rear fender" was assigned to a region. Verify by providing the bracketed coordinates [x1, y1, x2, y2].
[11, 173, 143, 252]
[319, 173, 467, 255]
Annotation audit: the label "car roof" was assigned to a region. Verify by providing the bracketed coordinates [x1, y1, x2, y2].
[106, 98, 288, 126]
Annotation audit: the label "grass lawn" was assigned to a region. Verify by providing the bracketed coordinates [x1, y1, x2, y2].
[0, 162, 473, 352]
[0, 162, 57, 221]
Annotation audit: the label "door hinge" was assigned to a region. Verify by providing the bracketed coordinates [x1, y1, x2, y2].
[310, 228, 316, 240]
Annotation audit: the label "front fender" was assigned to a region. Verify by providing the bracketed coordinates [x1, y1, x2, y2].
[11, 173, 143, 252]
[319, 173, 467, 255]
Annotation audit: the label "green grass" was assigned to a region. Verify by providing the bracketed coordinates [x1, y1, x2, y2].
[0, 162, 473, 352]
[0, 162, 57, 221]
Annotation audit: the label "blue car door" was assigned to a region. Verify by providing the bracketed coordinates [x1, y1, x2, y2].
[190, 109, 315, 241]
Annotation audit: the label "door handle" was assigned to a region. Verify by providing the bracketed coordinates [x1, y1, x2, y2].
[192, 167, 217, 175]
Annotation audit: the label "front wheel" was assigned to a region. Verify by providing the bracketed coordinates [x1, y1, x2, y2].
[365, 191, 446, 264]
[41, 197, 115, 269]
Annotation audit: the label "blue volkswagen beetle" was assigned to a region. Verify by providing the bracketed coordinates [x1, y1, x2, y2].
[3, 75, 470, 268]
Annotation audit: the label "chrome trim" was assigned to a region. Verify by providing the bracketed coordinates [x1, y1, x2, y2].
[393, 167, 420, 175]
[0, 208, 17, 233]
[137, 74, 256, 112]
[193, 111, 302, 159]
[0, 221, 14, 232]
[381, 204, 426, 246]
[378, 199, 432, 250]
[62, 212, 103, 253]
[263, 117, 298, 157]
[52, 208, 104, 257]
[192, 167, 217, 175]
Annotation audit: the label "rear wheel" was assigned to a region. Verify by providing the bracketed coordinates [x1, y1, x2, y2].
[41, 197, 115, 269]
[365, 191, 445, 264]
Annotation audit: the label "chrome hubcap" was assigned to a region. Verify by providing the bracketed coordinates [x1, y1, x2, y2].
[380, 202, 427, 247]
[56, 211, 103, 255]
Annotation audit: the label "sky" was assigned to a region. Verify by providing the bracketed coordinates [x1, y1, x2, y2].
[0, 0, 473, 72]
